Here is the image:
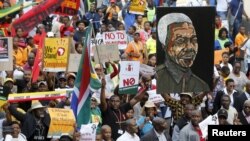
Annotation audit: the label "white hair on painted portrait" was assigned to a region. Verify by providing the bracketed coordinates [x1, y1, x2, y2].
[158, 13, 193, 45]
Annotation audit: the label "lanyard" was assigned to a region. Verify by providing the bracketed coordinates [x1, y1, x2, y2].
[112, 109, 122, 128]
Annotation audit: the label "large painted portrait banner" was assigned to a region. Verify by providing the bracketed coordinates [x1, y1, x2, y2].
[156, 7, 215, 93]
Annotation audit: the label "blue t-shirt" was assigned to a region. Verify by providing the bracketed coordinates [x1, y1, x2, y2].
[230, 0, 244, 20]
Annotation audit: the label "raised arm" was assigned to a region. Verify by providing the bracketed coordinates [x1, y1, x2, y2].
[8, 104, 25, 122]
[129, 87, 147, 107]
[109, 62, 119, 79]
[100, 78, 108, 112]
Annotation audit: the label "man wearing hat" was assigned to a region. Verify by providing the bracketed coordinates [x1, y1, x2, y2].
[57, 73, 68, 89]
[66, 73, 76, 88]
[217, 109, 230, 125]
[8, 100, 50, 141]
[156, 13, 210, 93]
[3, 78, 15, 93]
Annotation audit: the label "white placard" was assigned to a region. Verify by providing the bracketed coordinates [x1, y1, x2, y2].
[80, 123, 97, 141]
[103, 31, 127, 50]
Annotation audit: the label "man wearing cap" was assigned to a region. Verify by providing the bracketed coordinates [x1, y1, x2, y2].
[217, 109, 230, 125]
[8, 101, 50, 141]
[66, 73, 76, 88]
[156, 13, 210, 93]
[57, 73, 68, 89]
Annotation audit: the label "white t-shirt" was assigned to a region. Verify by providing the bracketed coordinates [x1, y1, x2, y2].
[216, 0, 231, 12]
[241, 39, 250, 63]
[187, 0, 207, 6]
[220, 63, 233, 72]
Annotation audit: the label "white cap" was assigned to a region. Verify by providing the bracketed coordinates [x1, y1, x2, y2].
[158, 13, 192, 46]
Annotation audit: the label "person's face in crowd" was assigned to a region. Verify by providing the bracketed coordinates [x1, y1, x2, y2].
[148, 55, 156, 67]
[154, 118, 168, 132]
[91, 98, 97, 108]
[145, 107, 155, 117]
[108, 24, 114, 31]
[23, 71, 31, 82]
[191, 111, 201, 127]
[101, 24, 107, 33]
[16, 28, 23, 38]
[133, 33, 140, 42]
[126, 109, 134, 119]
[67, 77, 75, 88]
[233, 62, 241, 74]
[12, 123, 21, 138]
[128, 27, 135, 34]
[28, 53, 35, 66]
[27, 38, 34, 46]
[221, 69, 230, 78]
[118, 24, 125, 31]
[62, 17, 70, 26]
[221, 96, 230, 109]
[222, 53, 229, 63]
[78, 22, 85, 31]
[215, 17, 220, 26]
[245, 83, 250, 94]
[13, 37, 19, 48]
[218, 116, 227, 125]
[38, 83, 48, 92]
[34, 108, 45, 118]
[96, 134, 102, 141]
[243, 102, 250, 116]
[90, 4, 96, 12]
[180, 95, 191, 105]
[167, 22, 198, 68]
[98, 9, 103, 17]
[137, 16, 143, 23]
[144, 22, 151, 31]
[76, 43, 83, 54]
[128, 119, 138, 134]
[221, 31, 227, 39]
[95, 67, 104, 79]
[184, 104, 194, 119]
[59, 78, 66, 88]
[110, 96, 121, 109]
[226, 81, 235, 93]
[142, 75, 152, 87]
[102, 127, 112, 140]
[112, 13, 118, 20]
[4, 81, 14, 90]
[239, 26, 246, 34]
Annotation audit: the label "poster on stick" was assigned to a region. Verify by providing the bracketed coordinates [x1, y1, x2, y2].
[80, 123, 97, 141]
[119, 61, 140, 94]
[67, 53, 81, 72]
[129, 0, 147, 15]
[0, 37, 13, 71]
[102, 31, 127, 50]
[43, 38, 70, 72]
[93, 44, 120, 64]
[47, 108, 76, 138]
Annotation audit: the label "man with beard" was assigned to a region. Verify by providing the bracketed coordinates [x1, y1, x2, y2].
[157, 13, 210, 93]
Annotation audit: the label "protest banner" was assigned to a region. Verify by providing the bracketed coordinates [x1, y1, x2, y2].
[0, 86, 10, 107]
[43, 38, 70, 72]
[93, 44, 120, 64]
[147, 89, 164, 104]
[140, 64, 155, 76]
[199, 114, 219, 138]
[8, 91, 67, 102]
[129, 0, 147, 15]
[119, 61, 140, 94]
[102, 31, 127, 50]
[54, 0, 80, 16]
[47, 108, 76, 138]
[80, 123, 97, 141]
[0, 37, 13, 71]
[67, 53, 81, 72]
[90, 38, 103, 48]
[11, 0, 64, 35]
[0, 2, 35, 18]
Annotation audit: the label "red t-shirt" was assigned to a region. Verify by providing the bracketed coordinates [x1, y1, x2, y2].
[196, 128, 205, 141]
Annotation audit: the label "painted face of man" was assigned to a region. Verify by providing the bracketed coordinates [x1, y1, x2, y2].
[166, 22, 198, 68]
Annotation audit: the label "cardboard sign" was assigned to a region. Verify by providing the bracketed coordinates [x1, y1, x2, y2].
[0, 37, 13, 71]
[199, 114, 218, 138]
[140, 64, 155, 76]
[93, 44, 120, 64]
[67, 53, 81, 72]
[8, 91, 67, 102]
[11, 0, 64, 34]
[54, 0, 80, 16]
[147, 89, 164, 104]
[80, 123, 97, 141]
[47, 108, 76, 138]
[102, 31, 127, 50]
[129, 0, 147, 15]
[119, 61, 140, 94]
[43, 38, 70, 72]
[90, 38, 103, 48]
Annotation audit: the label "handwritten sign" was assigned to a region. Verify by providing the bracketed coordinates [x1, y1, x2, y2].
[140, 64, 155, 76]
[67, 53, 81, 72]
[0, 37, 13, 71]
[199, 114, 218, 138]
[93, 44, 120, 64]
[103, 31, 127, 50]
[8, 91, 67, 102]
[54, 0, 80, 16]
[43, 38, 69, 72]
[147, 89, 164, 104]
[80, 123, 97, 141]
[129, 0, 147, 15]
[47, 108, 76, 138]
[119, 61, 140, 94]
